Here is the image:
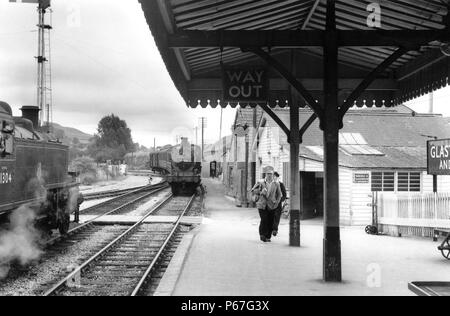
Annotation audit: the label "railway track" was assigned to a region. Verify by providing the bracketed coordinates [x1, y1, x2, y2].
[43, 194, 195, 296]
[80, 182, 168, 216]
[126, 170, 155, 177]
[45, 182, 169, 251]
[82, 186, 149, 201]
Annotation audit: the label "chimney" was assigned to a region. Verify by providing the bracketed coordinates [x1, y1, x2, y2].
[20, 106, 40, 129]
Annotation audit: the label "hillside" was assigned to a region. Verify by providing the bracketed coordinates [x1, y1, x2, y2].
[51, 123, 93, 145]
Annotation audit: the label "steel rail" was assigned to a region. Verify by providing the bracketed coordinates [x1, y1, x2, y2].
[82, 186, 148, 201]
[131, 194, 195, 296]
[43, 193, 175, 296]
[80, 182, 167, 214]
[45, 183, 169, 246]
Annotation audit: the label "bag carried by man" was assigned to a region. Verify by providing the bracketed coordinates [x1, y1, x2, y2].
[251, 183, 262, 203]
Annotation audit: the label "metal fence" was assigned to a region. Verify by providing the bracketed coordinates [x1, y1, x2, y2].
[377, 192, 450, 238]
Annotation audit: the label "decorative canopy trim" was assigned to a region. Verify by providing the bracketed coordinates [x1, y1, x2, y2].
[395, 56, 450, 105]
[187, 90, 396, 109]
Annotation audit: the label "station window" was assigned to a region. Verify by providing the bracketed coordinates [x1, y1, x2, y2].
[398, 172, 421, 192]
[371, 172, 395, 192]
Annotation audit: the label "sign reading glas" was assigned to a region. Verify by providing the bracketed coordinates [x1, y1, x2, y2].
[223, 67, 268, 103]
[428, 139, 450, 175]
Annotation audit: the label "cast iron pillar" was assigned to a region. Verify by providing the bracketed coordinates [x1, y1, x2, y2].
[289, 101, 301, 247]
[323, 0, 342, 282]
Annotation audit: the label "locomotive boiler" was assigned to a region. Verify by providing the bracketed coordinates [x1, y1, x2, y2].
[149, 138, 202, 195]
[0, 101, 80, 234]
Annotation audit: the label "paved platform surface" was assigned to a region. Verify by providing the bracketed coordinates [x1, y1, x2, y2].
[172, 179, 450, 296]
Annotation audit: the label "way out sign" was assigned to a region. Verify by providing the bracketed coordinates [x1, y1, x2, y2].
[222, 67, 268, 103]
[428, 139, 450, 175]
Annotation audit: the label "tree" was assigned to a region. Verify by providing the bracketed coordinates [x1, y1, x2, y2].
[96, 114, 134, 151]
[87, 114, 134, 163]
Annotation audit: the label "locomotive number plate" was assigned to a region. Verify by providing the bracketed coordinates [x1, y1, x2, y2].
[0, 167, 12, 184]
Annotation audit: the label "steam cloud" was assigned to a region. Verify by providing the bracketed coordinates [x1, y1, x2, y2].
[0, 206, 43, 279]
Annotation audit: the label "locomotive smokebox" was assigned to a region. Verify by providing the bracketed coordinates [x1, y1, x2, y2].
[20, 106, 40, 129]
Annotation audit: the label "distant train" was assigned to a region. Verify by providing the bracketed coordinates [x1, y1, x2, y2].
[149, 138, 201, 195]
[0, 101, 81, 234]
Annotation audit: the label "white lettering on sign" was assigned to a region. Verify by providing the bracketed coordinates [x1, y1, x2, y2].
[226, 70, 265, 84]
[430, 145, 450, 159]
[223, 68, 267, 103]
[228, 86, 263, 98]
[428, 140, 450, 175]
[0, 168, 12, 184]
[440, 160, 450, 170]
[354, 173, 370, 184]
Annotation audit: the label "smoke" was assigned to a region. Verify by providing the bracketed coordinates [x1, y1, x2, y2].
[68, 186, 81, 214]
[0, 205, 43, 279]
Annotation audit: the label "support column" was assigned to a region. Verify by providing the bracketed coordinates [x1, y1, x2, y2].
[289, 101, 301, 247]
[433, 175, 438, 193]
[244, 134, 250, 207]
[323, 0, 342, 282]
[251, 108, 257, 204]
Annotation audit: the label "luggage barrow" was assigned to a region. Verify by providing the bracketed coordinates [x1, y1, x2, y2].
[438, 231, 450, 260]
[409, 282, 450, 296]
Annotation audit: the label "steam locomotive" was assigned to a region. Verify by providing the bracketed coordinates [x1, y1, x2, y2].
[0, 101, 80, 234]
[149, 138, 202, 195]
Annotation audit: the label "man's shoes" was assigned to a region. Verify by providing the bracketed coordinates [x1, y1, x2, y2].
[272, 231, 278, 237]
[260, 236, 268, 242]
[266, 238, 271, 242]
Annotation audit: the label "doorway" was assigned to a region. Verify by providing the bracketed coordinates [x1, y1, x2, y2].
[300, 172, 324, 219]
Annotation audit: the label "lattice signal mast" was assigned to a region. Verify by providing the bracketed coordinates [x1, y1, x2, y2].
[36, 0, 53, 130]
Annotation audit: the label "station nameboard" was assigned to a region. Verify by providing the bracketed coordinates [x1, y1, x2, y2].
[428, 139, 450, 175]
[222, 67, 268, 103]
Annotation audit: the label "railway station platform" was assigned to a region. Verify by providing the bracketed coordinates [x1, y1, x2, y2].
[168, 179, 450, 296]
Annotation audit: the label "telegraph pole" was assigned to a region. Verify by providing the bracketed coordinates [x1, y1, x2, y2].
[194, 126, 198, 146]
[219, 108, 223, 141]
[199, 117, 207, 162]
[429, 92, 434, 114]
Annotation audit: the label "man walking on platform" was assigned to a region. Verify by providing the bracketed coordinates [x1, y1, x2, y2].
[272, 172, 287, 237]
[251, 167, 282, 243]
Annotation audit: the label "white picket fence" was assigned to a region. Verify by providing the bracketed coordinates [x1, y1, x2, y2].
[377, 192, 450, 237]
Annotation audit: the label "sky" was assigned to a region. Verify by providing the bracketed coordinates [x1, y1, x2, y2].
[0, 0, 236, 148]
[1, 0, 450, 148]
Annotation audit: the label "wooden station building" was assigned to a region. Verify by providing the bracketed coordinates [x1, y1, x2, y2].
[139, 0, 450, 282]
[225, 106, 450, 226]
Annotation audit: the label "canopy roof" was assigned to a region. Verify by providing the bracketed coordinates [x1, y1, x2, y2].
[140, 0, 450, 109]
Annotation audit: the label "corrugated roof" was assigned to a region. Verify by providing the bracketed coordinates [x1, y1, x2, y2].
[302, 145, 428, 169]
[140, 0, 450, 108]
[261, 106, 450, 169]
[166, 0, 446, 74]
[266, 106, 450, 146]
